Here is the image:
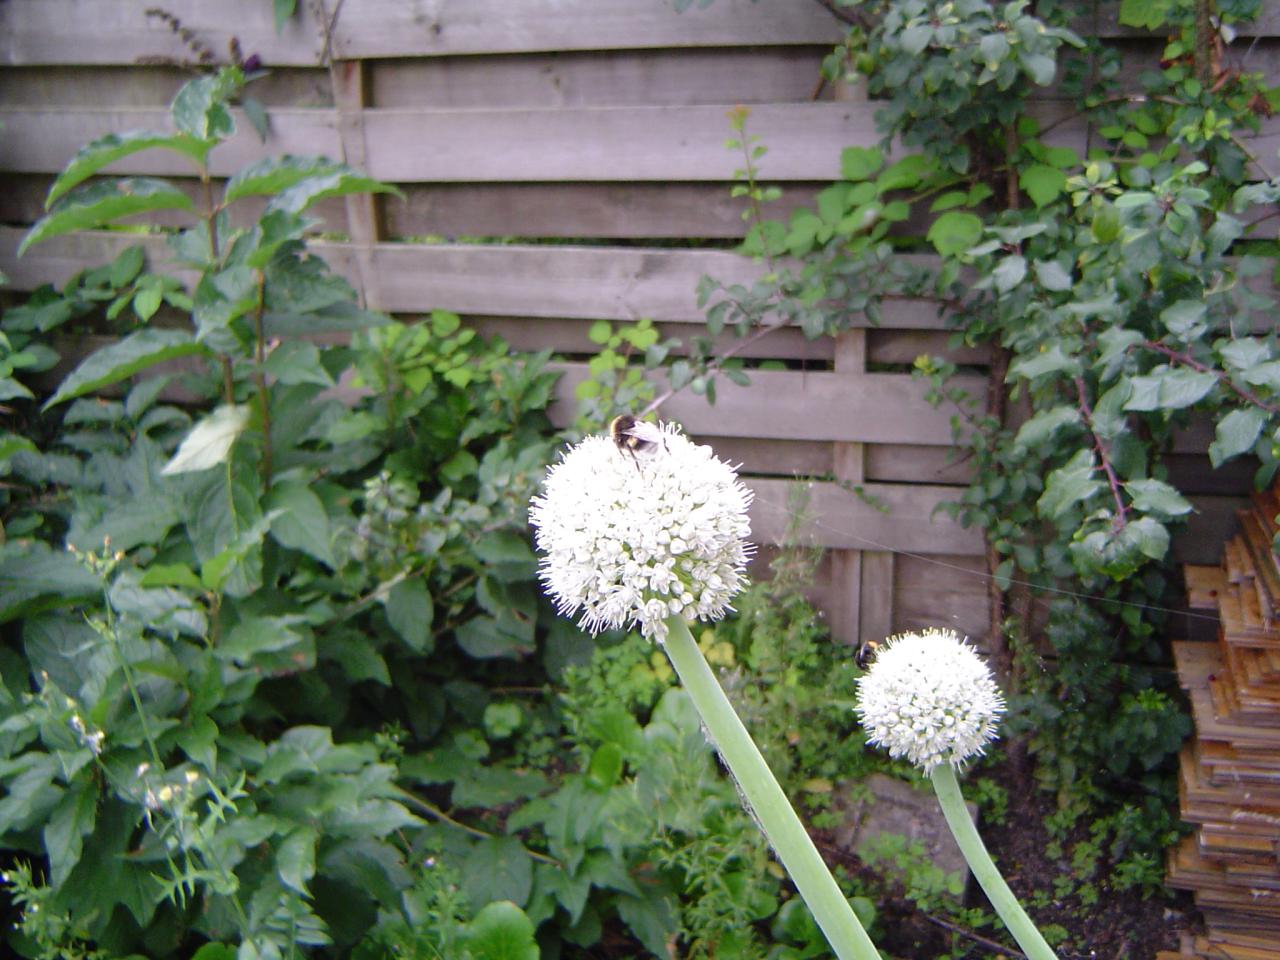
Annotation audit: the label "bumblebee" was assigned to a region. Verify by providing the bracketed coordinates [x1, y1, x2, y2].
[855, 637, 881, 670]
[610, 415, 666, 466]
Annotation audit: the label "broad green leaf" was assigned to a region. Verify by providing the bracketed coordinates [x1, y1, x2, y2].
[268, 170, 402, 215]
[876, 154, 932, 192]
[266, 481, 336, 567]
[1019, 164, 1066, 208]
[1241, 361, 1280, 392]
[278, 826, 318, 894]
[46, 131, 208, 208]
[926, 211, 982, 256]
[586, 742, 624, 789]
[384, 579, 434, 653]
[263, 340, 334, 387]
[464, 837, 534, 910]
[1208, 407, 1266, 466]
[1020, 52, 1057, 86]
[465, 900, 539, 960]
[44, 780, 98, 886]
[21, 179, 195, 255]
[456, 616, 529, 660]
[1033, 259, 1072, 292]
[1014, 405, 1081, 449]
[160, 404, 251, 475]
[138, 563, 204, 591]
[43, 328, 204, 410]
[218, 614, 308, 666]
[1038, 449, 1102, 520]
[321, 631, 391, 686]
[1123, 368, 1217, 411]
[1119, 0, 1172, 29]
[1009, 344, 1081, 380]
[900, 23, 932, 55]
[474, 531, 537, 581]
[191, 945, 235, 960]
[225, 155, 344, 203]
[109, 245, 146, 288]
[1124, 478, 1193, 518]
[172, 72, 236, 141]
[840, 146, 883, 182]
[1160, 300, 1207, 337]
[992, 254, 1027, 294]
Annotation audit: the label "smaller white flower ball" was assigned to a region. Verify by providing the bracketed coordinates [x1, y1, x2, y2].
[529, 421, 753, 643]
[854, 627, 1005, 773]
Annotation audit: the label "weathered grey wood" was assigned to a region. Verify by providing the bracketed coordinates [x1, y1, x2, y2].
[0, 0, 326, 66]
[331, 59, 384, 309]
[371, 47, 831, 109]
[549, 361, 978, 445]
[386, 182, 822, 240]
[0, 65, 334, 108]
[829, 329, 868, 645]
[750, 478, 982, 556]
[0, 228, 960, 328]
[893, 554, 989, 642]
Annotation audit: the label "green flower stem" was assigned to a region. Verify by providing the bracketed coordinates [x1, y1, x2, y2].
[930, 764, 1058, 960]
[661, 616, 880, 960]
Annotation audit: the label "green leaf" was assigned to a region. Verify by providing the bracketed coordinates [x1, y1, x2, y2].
[1119, 0, 1173, 29]
[1038, 449, 1102, 520]
[1209, 407, 1267, 466]
[263, 340, 334, 387]
[465, 900, 539, 960]
[43, 329, 206, 409]
[109, 245, 147, 288]
[226, 155, 340, 203]
[139, 563, 204, 591]
[1124, 478, 1193, 518]
[172, 72, 236, 141]
[266, 482, 336, 567]
[929, 190, 969, 213]
[268, 169, 402, 215]
[1123, 368, 1217, 411]
[44, 780, 98, 887]
[45, 131, 207, 208]
[1009, 344, 1081, 380]
[1019, 164, 1066, 208]
[21, 179, 195, 255]
[616, 894, 677, 960]
[191, 945, 236, 960]
[218, 614, 308, 666]
[456, 615, 531, 659]
[1014, 405, 1081, 449]
[277, 826, 318, 894]
[876, 154, 932, 192]
[1033, 259, 1072, 292]
[273, 0, 299, 32]
[1021, 52, 1057, 86]
[464, 837, 534, 910]
[587, 742, 624, 789]
[840, 146, 883, 182]
[385, 579, 434, 653]
[926, 211, 983, 256]
[1160, 300, 1207, 337]
[160, 404, 251, 475]
[474, 531, 537, 581]
[992, 254, 1027, 294]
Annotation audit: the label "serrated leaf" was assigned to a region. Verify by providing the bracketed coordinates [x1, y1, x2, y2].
[263, 340, 334, 387]
[1020, 164, 1066, 208]
[43, 329, 206, 409]
[1038, 448, 1102, 520]
[1208, 407, 1266, 466]
[44, 780, 98, 887]
[218, 613, 307, 665]
[385, 579, 434, 653]
[45, 131, 207, 208]
[172, 72, 236, 141]
[1160, 300, 1207, 336]
[993, 254, 1027, 294]
[926, 211, 983, 256]
[465, 901, 539, 960]
[161, 404, 250, 475]
[21, 179, 195, 255]
[876, 154, 932, 192]
[1009, 344, 1081, 380]
[1014, 405, 1081, 449]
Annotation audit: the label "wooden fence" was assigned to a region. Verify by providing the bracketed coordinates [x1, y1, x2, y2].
[0, 0, 1274, 645]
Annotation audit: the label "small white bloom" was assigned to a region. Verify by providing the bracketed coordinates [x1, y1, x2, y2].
[529, 422, 753, 642]
[854, 627, 1005, 773]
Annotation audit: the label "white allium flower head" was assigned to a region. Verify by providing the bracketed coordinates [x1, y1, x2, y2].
[529, 421, 753, 643]
[854, 627, 1004, 773]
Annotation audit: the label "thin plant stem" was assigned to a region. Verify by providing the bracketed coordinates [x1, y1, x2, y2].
[660, 616, 880, 960]
[930, 764, 1059, 960]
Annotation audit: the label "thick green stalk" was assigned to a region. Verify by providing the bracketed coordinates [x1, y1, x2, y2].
[930, 764, 1058, 960]
[661, 616, 880, 960]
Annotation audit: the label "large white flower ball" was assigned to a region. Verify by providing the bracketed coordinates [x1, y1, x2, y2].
[529, 421, 753, 643]
[854, 628, 1005, 773]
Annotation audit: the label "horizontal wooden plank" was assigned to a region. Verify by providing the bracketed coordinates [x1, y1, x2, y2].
[549, 362, 979, 445]
[0, 65, 333, 108]
[0, 227, 955, 327]
[370, 47, 831, 109]
[750, 477, 982, 555]
[0, 0, 843, 66]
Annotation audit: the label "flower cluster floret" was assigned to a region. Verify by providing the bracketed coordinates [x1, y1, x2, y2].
[854, 627, 1004, 773]
[529, 422, 753, 643]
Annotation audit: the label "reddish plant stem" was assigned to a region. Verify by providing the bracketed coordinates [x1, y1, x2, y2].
[1141, 340, 1280, 414]
[1073, 375, 1128, 526]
